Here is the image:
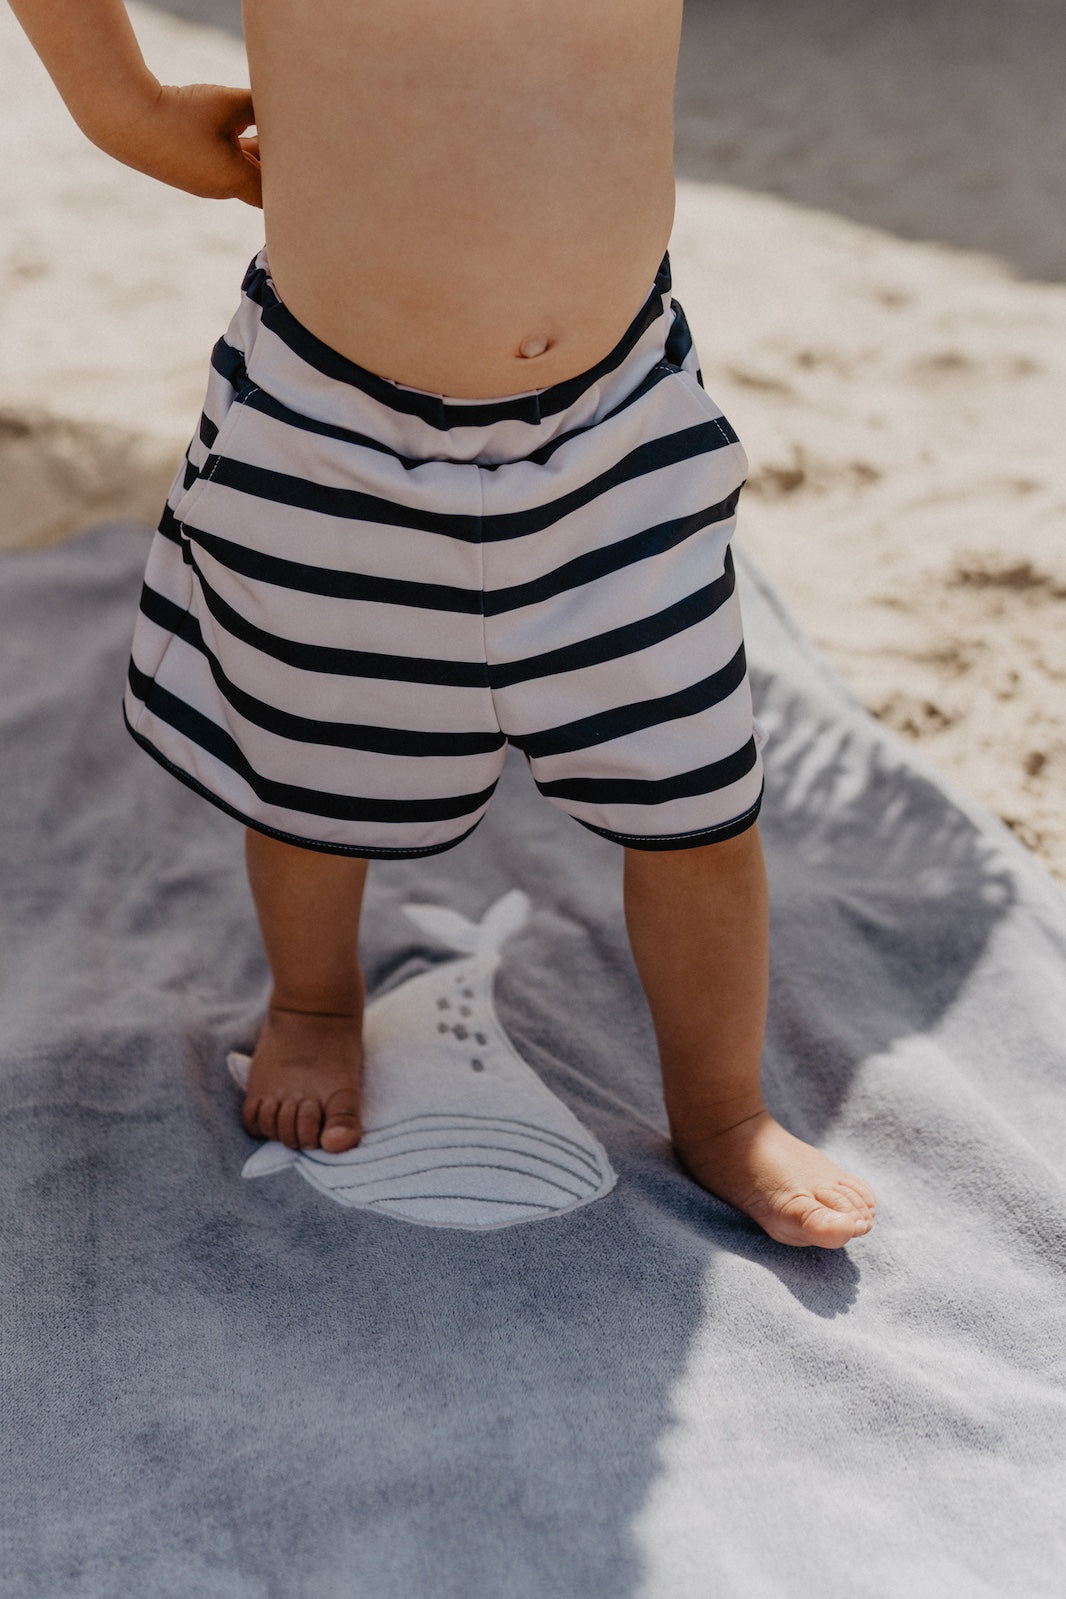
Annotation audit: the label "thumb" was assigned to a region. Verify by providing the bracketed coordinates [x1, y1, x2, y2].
[219, 89, 263, 207]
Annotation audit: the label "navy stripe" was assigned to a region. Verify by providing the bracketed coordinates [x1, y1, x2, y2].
[198, 411, 219, 450]
[158, 504, 184, 543]
[184, 536, 733, 691]
[183, 521, 484, 614]
[242, 253, 673, 429]
[488, 550, 736, 688]
[134, 587, 505, 758]
[124, 710, 484, 858]
[127, 676, 498, 824]
[664, 304, 694, 369]
[581, 788, 763, 851]
[512, 642, 749, 759]
[184, 548, 490, 688]
[173, 489, 738, 619]
[206, 454, 482, 539]
[482, 493, 741, 616]
[227, 346, 686, 475]
[210, 336, 248, 389]
[537, 735, 760, 807]
[202, 417, 737, 544]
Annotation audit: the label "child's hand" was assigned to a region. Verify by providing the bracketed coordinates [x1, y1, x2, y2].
[95, 81, 263, 208]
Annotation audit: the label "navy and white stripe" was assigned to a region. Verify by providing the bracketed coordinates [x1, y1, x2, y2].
[125, 250, 763, 856]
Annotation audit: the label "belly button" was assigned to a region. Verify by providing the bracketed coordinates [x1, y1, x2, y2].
[518, 334, 552, 360]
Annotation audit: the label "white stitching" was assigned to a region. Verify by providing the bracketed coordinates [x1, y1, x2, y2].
[588, 797, 762, 845]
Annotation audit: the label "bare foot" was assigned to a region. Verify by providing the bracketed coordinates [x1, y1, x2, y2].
[675, 1110, 876, 1248]
[242, 1004, 364, 1153]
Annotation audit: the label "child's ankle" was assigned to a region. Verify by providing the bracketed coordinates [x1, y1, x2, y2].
[267, 972, 365, 1021]
[668, 1091, 768, 1148]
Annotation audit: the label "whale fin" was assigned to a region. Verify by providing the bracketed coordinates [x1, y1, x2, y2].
[242, 1141, 298, 1178]
[403, 890, 530, 958]
[478, 889, 530, 953]
[401, 902, 481, 952]
[226, 1050, 251, 1090]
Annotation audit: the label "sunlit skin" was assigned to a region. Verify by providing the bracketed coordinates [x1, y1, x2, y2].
[9, 0, 875, 1246]
[245, 0, 681, 395]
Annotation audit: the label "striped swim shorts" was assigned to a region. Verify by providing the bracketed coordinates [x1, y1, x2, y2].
[124, 250, 764, 858]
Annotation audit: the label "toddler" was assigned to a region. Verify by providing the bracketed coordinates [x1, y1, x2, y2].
[11, 0, 876, 1247]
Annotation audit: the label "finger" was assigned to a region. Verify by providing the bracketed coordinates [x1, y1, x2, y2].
[237, 150, 264, 208]
[217, 87, 256, 137]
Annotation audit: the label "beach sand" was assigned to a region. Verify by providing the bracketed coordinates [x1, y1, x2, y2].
[2, 0, 1063, 876]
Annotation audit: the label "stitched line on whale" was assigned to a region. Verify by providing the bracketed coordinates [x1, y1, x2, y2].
[364, 1194, 554, 1211]
[302, 1112, 603, 1167]
[362, 1132, 604, 1183]
[323, 1160, 591, 1200]
[299, 1139, 602, 1187]
[319, 1120, 605, 1177]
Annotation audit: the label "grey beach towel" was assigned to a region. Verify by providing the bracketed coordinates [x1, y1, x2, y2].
[1, 523, 1064, 1598]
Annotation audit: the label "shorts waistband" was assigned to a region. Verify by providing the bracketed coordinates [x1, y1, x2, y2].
[239, 251, 677, 433]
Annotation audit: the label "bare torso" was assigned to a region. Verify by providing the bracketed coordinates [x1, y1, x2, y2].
[243, 0, 682, 396]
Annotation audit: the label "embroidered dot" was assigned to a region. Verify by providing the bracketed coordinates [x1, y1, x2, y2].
[436, 997, 450, 1010]
[470, 1058, 484, 1072]
[459, 1005, 472, 1018]
[454, 1025, 469, 1040]
[461, 988, 474, 999]
[475, 1032, 488, 1046]
[437, 1022, 448, 1034]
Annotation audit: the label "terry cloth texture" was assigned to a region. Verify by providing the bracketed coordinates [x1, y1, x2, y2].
[124, 251, 762, 858]
[3, 523, 1066, 1599]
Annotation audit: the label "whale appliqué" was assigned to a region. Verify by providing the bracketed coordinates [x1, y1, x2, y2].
[229, 890, 616, 1229]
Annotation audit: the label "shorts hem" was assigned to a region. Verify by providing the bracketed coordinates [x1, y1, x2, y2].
[123, 707, 483, 860]
[574, 787, 763, 852]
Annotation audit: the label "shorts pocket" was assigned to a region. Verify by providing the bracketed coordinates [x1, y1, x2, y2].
[171, 385, 253, 533]
[668, 366, 750, 486]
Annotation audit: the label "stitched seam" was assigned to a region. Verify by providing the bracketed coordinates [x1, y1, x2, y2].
[591, 798, 762, 844]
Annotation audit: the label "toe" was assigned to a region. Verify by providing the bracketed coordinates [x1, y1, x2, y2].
[808, 1183, 876, 1243]
[768, 1191, 866, 1249]
[276, 1098, 301, 1150]
[249, 1094, 281, 1142]
[802, 1205, 859, 1247]
[836, 1176, 877, 1213]
[320, 1090, 362, 1154]
[296, 1096, 324, 1150]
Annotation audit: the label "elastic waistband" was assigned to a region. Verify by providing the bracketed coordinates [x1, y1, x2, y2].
[239, 251, 678, 433]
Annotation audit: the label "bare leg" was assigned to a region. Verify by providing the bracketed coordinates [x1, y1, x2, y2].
[624, 826, 876, 1248]
[243, 828, 367, 1153]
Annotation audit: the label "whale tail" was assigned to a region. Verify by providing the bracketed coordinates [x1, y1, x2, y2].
[401, 888, 530, 959]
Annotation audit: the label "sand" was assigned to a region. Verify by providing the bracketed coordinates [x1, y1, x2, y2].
[2, 0, 1063, 877]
